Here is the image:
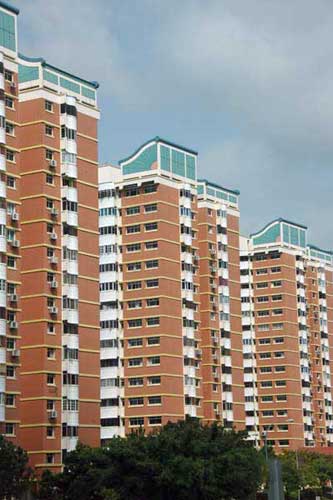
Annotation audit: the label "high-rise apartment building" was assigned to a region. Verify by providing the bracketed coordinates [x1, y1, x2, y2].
[240, 219, 333, 450]
[0, 1, 100, 472]
[98, 137, 245, 441]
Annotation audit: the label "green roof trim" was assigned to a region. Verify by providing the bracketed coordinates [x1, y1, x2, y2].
[308, 244, 333, 257]
[119, 136, 197, 166]
[19, 52, 99, 90]
[250, 218, 307, 239]
[198, 178, 240, 196]
[0, 1, 19, 15]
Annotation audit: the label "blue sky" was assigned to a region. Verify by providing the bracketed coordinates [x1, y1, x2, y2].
[12, 0, 333, 248]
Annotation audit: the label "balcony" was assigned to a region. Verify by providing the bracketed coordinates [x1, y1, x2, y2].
[62, 210, 78, 227]
[62, 162, 77, 179]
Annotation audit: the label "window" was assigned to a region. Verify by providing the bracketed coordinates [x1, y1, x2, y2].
[46, 427, 55, 438]
[273, 309, 283, 316]
[101, 418, 121, 428]
[128, 319, 142, 328]
[129, 397, 144, 406]
[6, 176, 15, 188]
[128, 377, 143, 386]
[257, 282, 268, 289]
[6, 366, 15, 378]
[258, 310, 269, 317]
[260, 367, 272, 373]
[4, 70, 12, 82]
[148, 376, 161, 385]
[272, 294, 283, 301]
[145, 222, 158, 231]
[276, 380, 286, 387]
[146, 260, 158, 269]
[272, 280, 282, 287]
[46, 173, 54, 185]
[124, 186, 139, 197]
[147, 298, 159, 307]
[127, 262, 141, 272]
[47, 373, 55, 385]
[6, 149, 15, 162]
[5, 423, 14, 435]
[5, 96, 13, 109]
[262, 410, 274, 417]
[5, 122, 15, 136]
[46, 454, 55, 464]
[276, 394, 287, 401]
[61, 125, 76, 140]
[271, 267, 281, 273]
[275, 366, 286, 373]
[126, 206, 140, 215]
[47, 348, 56, 359]
[128, 358, 143, 367]
[147, 317, 159, 327]
[129, 417, 144, 427]
[127, 243, 141, 253]
[143, 183, 157, 194]
[148, 396, 161, 405]
[45, 100, 53, 112]
[256, 269, 268, 275]
[146, 279, 159, 288]
[147, 336, 160, 346]
[261, 396, 273, 402]
[147, 356, 160, 366]
[261, 381, 273, 388]
[148, 416, 162, 425]
[274, 337, 284, 344]
[128, 338, 143, 347]
[5, 394, 15, 406]
[145, 241, 158, 250]
[46, 149, 53, 160]
[47, 400, 55, 411]
[45, 124, 54, 137]
[128, 281, 141, 291]
[128, 300, 142, 309]
[7, 256, 16, 268]
[257, 296, 269, 303]
[127, 224, 140, 234]
[145, 203, 157, 213]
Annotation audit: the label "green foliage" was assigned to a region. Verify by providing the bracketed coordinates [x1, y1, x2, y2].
[0, 434, 32, 499]
[37, 419, 263, 500]
[280, 450, 333, 499]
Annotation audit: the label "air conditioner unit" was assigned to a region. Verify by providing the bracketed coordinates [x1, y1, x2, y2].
[11, 349, 20, 357]
[49, 159, 57, 168]
[48, 410, 58, 419]
[8, 293, 17, 302]
[49, 306, 58, 315]
[11, 240, 20, 248]
[11, 211, 19, 221]
[50, 280, 58, 289]
[49, 256, 58, 265]
[9, 320, 18, 329]
[50, 208, 58, 216]
[50, 232, 57, 240]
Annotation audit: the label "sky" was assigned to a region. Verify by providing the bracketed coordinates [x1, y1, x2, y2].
[11, 0, 333, 248]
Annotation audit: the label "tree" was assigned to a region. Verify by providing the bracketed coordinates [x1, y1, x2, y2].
[37, 419, 263, 500]
[0, 434, 32, 499]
